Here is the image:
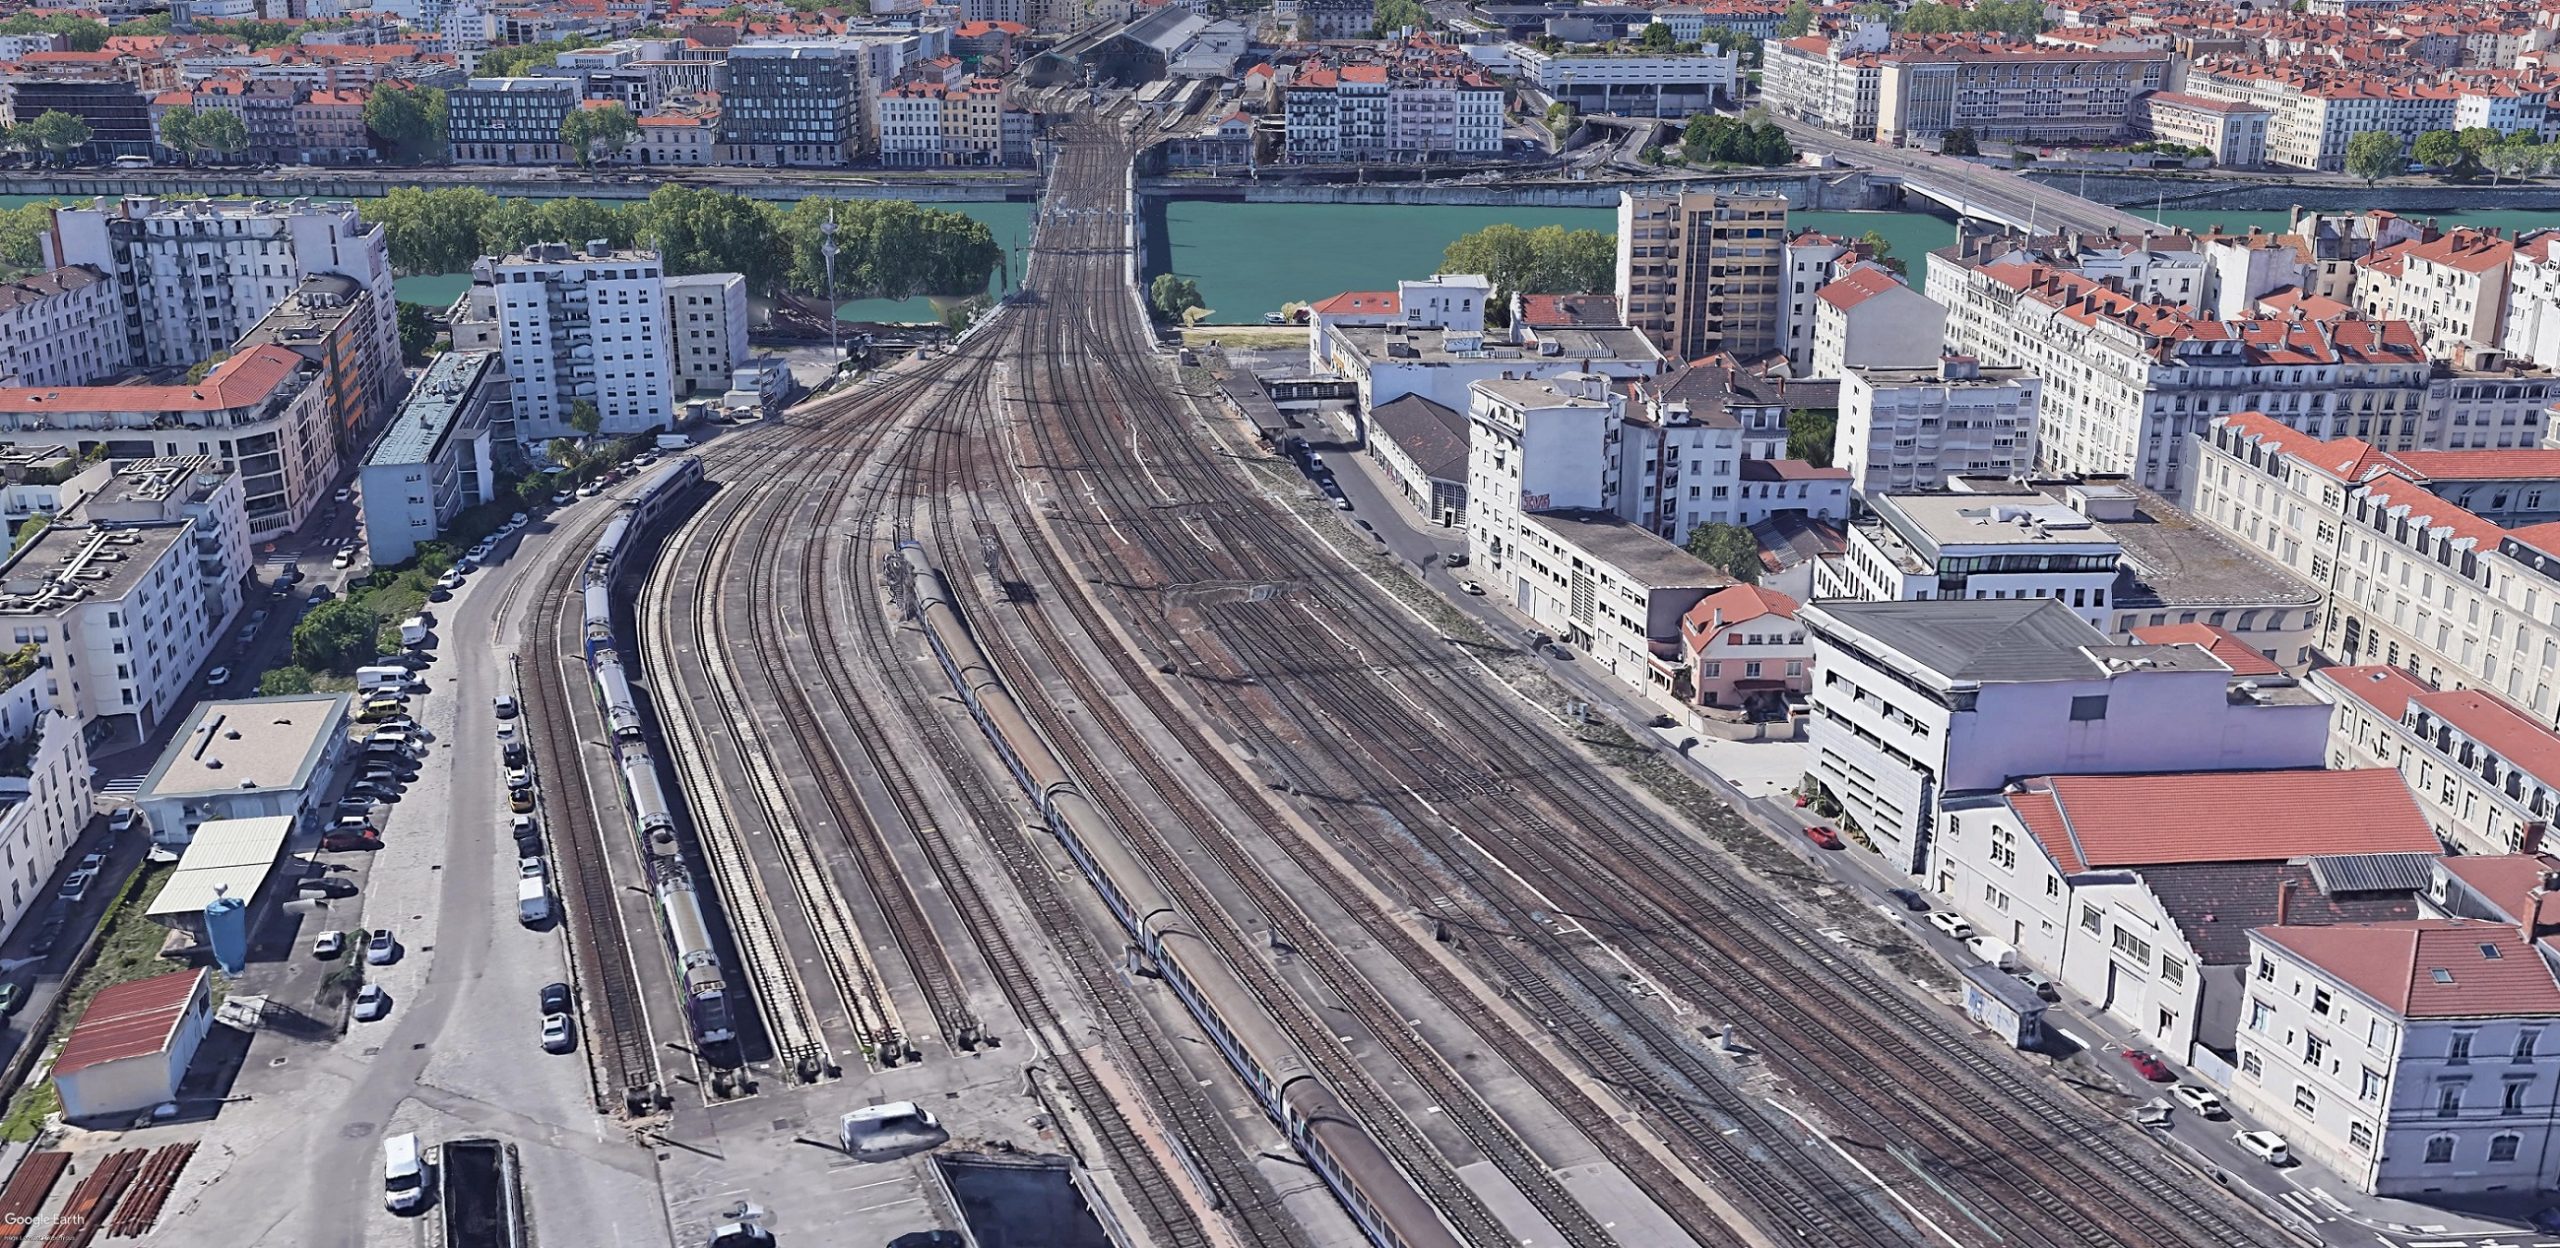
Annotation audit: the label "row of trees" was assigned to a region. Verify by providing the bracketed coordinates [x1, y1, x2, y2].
[359, 185, 1004, 301]
[2345, 128, 2560, 186]
[362, 84, 447, 164]
[155, 108, 250, 166]
[559, 103, 640, 169]
[1680, 114, 1794, 167]
[1779, 0, 2043, 36]
[1371, 0, 1426, 37]
[3, 111, 93, 167]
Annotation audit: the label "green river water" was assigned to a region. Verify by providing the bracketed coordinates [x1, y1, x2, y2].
[9, 191, 2555, 324]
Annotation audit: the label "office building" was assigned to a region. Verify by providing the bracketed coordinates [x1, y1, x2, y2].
[663, 273, 749, 399]
[0, 267, 130, 389]
[721, 43, 862, 167]
[447, 76, 577, 163]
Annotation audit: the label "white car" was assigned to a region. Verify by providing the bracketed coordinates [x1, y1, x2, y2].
[2235, 1129, 2290, 1165]
[352, 984, 389, 1021]
[519, 856, 545, 881]
[509, 512, 529, 528]
[493, 695, 518, 719]
[366, 929, 397, 965]
[2171, 1085, 2226, 1118]
[541, 1014, 574, 1053]
[205, 666, 231, 687]
[333, 487, 352, 503]
[506, 767, 532, 791]
[1926, 911, 1975, 940]
[1460, 581, 1485, 596]
[312, 930, 345, 959]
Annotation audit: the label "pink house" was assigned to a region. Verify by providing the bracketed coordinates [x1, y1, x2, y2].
[1680, 584, 1812, 715]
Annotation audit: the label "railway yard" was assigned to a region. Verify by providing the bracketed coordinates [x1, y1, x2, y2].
[458, 110, 2309, 1248]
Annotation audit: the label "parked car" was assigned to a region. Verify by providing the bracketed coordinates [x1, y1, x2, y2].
[1886, 887, 1929, 913]
[505, 767, 532, 791]
[333, 487, 352, 504]
[336, 796, 379, 814]
[352, 984, 389, 1021]
[510, 790, 535, 814]
[313, 930, 346, 959]
[29, 917, 64, 956]
[541, 1014, 574, 1053]
[2171, 1085, 2225, 1118]
[77, 853, 104, 873]
[552, 491, 574, 506]
[1925, 911, 1975, 940]
[2010, 968, 2060, 1001]
[493, 695, 518, 719]
[0, 981, 24, 1015]
[321, 830, 383, 852]
[2234, 1129, 2290, 1165]
[1802, 824, 1843, 850]
[1460, 581, 1485, 596]
[57, 872, 91, 904]
[206, 666, 231, 687]
[510, 512, 529, 528]
[2124, 1050, 2175, 1082]
[366, 929, 397, 965]
[502, 740, 526, 766]
[331, 550, 354, 569]
[108, 808, 137, 835]
[518, 856, 545, 882]
[540, 981, 571, 1015]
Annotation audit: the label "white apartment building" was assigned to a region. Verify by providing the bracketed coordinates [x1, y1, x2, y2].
[1506, 44, 1739, 117]
[0, 666, 91, 943]
[663, 272, 750, 400]
[1781, 232, 1858, 376]
[1820, 493, 2124, 629]
[2502, 231, 2560, 370]
[1873, 43, 2166, 147]
[359, 350, 500, 567]
[1936, 254, 2436, 490]
[2196, 413, 2560, 724]
[0, 267, 130, 389]
[2129, 90, 2271, 168]
[2240, 897, 2560, 1198]
[1802, 597, 2333, 874]
[1936, 767, 2433, 1068]
[1836, 358, 2040, 495]
[484, 242, 677, 439]
[1761, 23, 1890, 138]
[1281, 62, 1502, 163]
[2184, 62, 2457, 173]
[1314, 318, 1666, 416]
[0, 457, 252, 745]
[2316, 663, 2560, 858]
[1810, 264, 1945, 380]
[1467, 373, 1621, 559]
[0, 347, 330, 537]
[2357, 229, 2516, 360]
[45, 196, 398, 385]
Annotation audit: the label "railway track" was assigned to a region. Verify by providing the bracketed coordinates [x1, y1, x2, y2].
[518, 508, 664, 1114]
[967, 126, 2295, 1248]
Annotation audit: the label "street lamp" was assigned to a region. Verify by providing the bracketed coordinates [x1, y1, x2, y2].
[821, 208, 840, 364]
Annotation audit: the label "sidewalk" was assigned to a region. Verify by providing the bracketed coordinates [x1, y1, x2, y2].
[1278, 392, 2557, 1248]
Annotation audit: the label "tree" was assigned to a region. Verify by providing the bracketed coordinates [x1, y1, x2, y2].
[2346, 130, 2405, 186]
[559, 103, 638, 170]
[638, 185, 788, 295]
[1786, 409, 1836, 467]
[2410, 129, 2464, 174]
[567, 400, 602, 438]
[1684, 522, 1763, 584]
[1776, 0, 1814, 37]
[1940, 127, 1979, 157]
[397, 302, 439, 365]
[362, 187, 500, 273]
[2486, 136, 2540, 185]
[1857, 229, 1905, 275]
[1442, 223, 1615, 310]
[259, 667, 317, 696]
[293, 598, 380, 673]
[14, 111, 92, 167]
[189, 109, 248, 164]
[782, 198, 1001, 300]
[0, 202, 53, 275]
[547, 437, 587, 470]
[1149, 273, 1204, 323]
[473, 35, 596, 80]
[1369, 0, 1425, 36]
[156, 109, 197, 164]
[1636, 21, 1678, 50]
[363, 84, 446, 164]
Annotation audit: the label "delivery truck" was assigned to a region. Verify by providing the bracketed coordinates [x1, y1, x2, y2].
[517, 877, 550, 926]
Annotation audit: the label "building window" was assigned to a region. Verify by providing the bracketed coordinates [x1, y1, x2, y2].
[2312, 987, 2332, 1015]
[2111, 926, 2153, 967]
[2425, 1135, 2457, 1164]
[2293, 1084, 2318, 1115]
[2452, 1031, 2475, 1065]
[2306, 1034, 2327, 1065]
[2505, 1081, 2531, 1114]
[2255, 958, 2275, 983]
[2241, 1049, 2262, 1079]
[2492, 1132, 2522, 1163]
[2518, 1030, 2541, 1062]
[2161, 958, 2187, 987]
[2080, 905, 2102, 934]
[2439, 1083, 2465, 1117]
[2348, 1121, 2374, 1152]
[2248, 1000, 2272, 1033]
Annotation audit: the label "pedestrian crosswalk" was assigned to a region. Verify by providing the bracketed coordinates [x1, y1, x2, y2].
[96, 772, 146, 799]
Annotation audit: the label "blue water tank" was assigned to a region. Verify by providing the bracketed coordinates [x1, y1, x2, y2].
[204, 892, 247, 976]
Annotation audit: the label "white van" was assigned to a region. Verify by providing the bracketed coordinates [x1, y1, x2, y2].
[356, 665, 410, 692]
[1966, 935, 2022, 972]
[382, 1133, 427, 1212]
[517, 876, 550, 926]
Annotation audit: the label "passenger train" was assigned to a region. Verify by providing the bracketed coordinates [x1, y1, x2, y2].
[577, 457, 735, 1048]
[896, 541, 1463, 1248]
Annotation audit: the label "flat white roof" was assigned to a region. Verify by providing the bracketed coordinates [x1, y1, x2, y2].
[139, 695, 347, 802]
[146, 816, 293, 920]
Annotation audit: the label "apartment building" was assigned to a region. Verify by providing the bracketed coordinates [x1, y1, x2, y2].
[1874, 41, 2166, 147]
[1507, 44, 1739, 117]
[1780, 232, 1864, 376]
[2128, 90, 2271, 167]
[2502, 231, 2560, 370]
[1678, 582, 1811, 715]
[2238, 870, 2560, 1198]
[359, 349, 501, 567]
[1762, 23, 1890, 138]
[2197, 412, 2560, 728]
[1936, 768, 2432, 1068]
[45, 196, 399, 390]
[1810, 263, 1945, 379]
[0, 267, 129, 390]
[1614, 190, 1787, 363]
[1802, 597, 2333, 874]
[721, 43, 863, 166]
[0, 457, 253, 743]
[633, 96, 721, 166]
[482, 242, 676, 440]
[0, 348, 329, 537]
[447, 76, 578, 163]
[1835, 358, 2041, 495]
[1279, 59, 1502, 163]
[2356, 229, 2516, 360]
[2184, 61, 2457, 172]
[1935, 255, 2436, 490]
[663, 272, 750, 399]
[2315, 663, 2560, 859]
[0, 666, 90, 944]
[230, 273, 397, 454]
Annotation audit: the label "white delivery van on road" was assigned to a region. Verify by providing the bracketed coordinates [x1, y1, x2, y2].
[517, 877, 550, 926]
[383, 1133, 427, 1213]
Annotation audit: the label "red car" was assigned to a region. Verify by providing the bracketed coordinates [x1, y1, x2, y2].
[1803, 824, 1843, 850]
[2124, 1050, 2174, 1082]
[320, 830, 382, 852]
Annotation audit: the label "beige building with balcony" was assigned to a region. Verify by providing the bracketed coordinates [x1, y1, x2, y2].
[1613, 190, 1787, 364]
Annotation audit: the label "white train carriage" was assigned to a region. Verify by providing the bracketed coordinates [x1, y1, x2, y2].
[593, 654, 644, 741]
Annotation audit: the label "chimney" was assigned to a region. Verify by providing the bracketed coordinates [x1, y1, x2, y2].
[2275, 878, 2294, 927]
[2526, 822, 2549, 858]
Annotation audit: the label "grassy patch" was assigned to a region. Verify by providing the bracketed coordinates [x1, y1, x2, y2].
[0, 862, 176, 1140]
[1179, 326, 1303, 349]
[0, 1081, 58, 1141]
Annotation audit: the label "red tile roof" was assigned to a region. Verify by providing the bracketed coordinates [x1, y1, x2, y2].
[54, 970, 205, 1077]
[1310, 290, 1398, 316]
[1682, 583, 1798, 641]
[2438, 854, 2560, 924]
[1815, 263, 1906, 312]
[2388, 449, 2560, 481]
[1515, 292, 1621, 328]
[2257, 920, 2560, 1019]
[2009, 769, 2434, 874]
[2315, 665, 2560, 782]
[0, 346, 304, 416]
[2129, 623, 2280, 676]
